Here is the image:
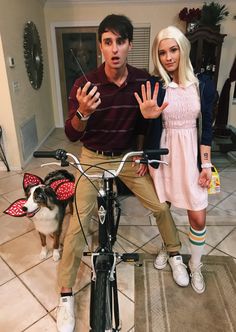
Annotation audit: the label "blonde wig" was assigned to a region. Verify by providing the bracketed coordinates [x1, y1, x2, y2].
[152, 26, 198, 87]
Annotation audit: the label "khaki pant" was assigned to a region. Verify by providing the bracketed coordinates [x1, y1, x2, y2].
[58, 147, 181, 288]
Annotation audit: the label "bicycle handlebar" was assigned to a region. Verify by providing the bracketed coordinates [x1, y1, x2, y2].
[33, 149, 67, 160]
[33, 148, 169, 178]
[33, 148, 168, 159]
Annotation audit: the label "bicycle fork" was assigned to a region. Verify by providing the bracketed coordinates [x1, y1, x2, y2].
[89, 177, 121, 331]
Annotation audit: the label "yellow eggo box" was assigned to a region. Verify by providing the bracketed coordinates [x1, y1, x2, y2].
[208, 166, 220, 194]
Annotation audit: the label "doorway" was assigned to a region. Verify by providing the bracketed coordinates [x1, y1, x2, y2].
[56, 27, 102, 122]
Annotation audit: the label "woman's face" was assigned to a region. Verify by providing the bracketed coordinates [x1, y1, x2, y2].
[158, 38, 180, 76]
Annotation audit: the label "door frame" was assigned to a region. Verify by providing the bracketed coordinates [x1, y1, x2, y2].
[50, 21, 100, 127]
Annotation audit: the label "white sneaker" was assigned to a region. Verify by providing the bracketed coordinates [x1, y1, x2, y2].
[189, 262, 205, 294]
[57, 295, 75, 332]
[168, 255, 189, 287]
[154, 244, 169, 269]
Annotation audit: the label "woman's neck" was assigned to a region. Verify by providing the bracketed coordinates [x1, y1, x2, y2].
[169, 71, 179, 84]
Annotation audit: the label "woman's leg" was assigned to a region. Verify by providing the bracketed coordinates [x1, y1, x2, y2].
[188, 209, 206, 267]
[187, 209, 207, 293]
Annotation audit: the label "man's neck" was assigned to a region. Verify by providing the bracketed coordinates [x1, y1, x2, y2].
[104, 64, 128, 87]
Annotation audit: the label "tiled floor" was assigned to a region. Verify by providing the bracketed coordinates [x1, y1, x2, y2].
[0, 128, 236, 332]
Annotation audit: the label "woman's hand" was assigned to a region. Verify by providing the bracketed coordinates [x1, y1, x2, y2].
[198, 168, 212, 188]
[76, 82, 101, 117]
[134, 81, 168, 119]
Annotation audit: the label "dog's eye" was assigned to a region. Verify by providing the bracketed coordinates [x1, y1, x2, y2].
[34, 188, 46, 203]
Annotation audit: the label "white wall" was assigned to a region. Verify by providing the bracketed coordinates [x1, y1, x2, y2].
[0, 0, 54, 170]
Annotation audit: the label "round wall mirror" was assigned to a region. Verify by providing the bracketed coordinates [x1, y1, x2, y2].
[23, 21, 43, 89]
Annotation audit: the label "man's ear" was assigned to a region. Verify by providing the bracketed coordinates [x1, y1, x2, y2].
[128, 41, 133, 51]
[99, 42, 102, 53]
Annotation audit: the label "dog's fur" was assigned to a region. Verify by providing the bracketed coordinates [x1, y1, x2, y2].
[22, 170, 75, 261]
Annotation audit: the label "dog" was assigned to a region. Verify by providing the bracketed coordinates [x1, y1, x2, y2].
[4, 169, 75, 261]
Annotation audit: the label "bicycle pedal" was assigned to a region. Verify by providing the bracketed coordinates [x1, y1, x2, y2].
[121, 253, 139, 262]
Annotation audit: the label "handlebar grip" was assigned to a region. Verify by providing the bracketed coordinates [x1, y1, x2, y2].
[144, 148, 169, 155]
[33, 149, 67, 160]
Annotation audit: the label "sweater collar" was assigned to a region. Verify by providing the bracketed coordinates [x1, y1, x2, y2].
[97, 63, 136, 85]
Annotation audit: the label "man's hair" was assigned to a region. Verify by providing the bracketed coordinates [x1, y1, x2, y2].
[152, 25, 198, 87]
[98, 14, 133, 43]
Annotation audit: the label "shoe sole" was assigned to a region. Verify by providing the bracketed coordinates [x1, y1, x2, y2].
[191, 280, 205, 294]
[154, 261, 167, 270]
[173, 278, 189, 287]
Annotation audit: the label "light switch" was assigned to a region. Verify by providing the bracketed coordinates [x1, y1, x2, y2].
[8, 57, 15, 68]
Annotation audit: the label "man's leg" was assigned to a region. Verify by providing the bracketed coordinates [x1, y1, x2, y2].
[119, 161, 189, 286]
[57, 150, 100, 332]
[119, 161, 180, 251]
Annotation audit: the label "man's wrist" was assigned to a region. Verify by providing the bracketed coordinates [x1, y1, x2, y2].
[76, 109, 90, 121]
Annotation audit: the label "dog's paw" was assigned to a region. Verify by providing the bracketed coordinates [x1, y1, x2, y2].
[53, 249, 61, 261]
[39, 246, 48, 260]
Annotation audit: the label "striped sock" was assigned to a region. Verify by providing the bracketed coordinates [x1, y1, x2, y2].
[189, 226, 206, 268]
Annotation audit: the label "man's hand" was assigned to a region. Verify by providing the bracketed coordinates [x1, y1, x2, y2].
[76, 82, 101, 117]
[134, 81, 168, 119]
[198, 168, 212, 188]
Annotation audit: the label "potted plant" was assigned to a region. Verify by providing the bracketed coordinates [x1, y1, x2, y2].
[199, 1, 229, 30]
[179, 7, 202, 31]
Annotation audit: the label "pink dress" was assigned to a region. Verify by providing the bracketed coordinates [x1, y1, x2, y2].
[150, 82, 208, 211]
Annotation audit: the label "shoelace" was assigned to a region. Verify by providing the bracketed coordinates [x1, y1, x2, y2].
[190, 263, 203, 279]
[159, 250, 167, 258]
[158, 245, 167, 257]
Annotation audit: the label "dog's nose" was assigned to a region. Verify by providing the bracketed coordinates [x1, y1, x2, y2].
[22, 206, 27, 212]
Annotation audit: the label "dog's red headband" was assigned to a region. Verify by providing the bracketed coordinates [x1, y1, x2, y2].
[4, 172, 75, 217]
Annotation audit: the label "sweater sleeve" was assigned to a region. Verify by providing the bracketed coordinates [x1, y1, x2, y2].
[200, 78, 216, 146]
[64, 77, 87, 142]
[144, 77, 165, 168]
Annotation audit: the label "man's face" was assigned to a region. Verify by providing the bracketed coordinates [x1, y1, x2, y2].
[100, 30, 132, 70]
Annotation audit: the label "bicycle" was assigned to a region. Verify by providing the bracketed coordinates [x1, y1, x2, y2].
[33, 148, 168, 332]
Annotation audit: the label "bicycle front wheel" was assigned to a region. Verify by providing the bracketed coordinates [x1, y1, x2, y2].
[91, 270, 112, 332]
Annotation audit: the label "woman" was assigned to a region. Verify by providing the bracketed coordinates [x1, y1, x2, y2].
[134, 26, 215, 294]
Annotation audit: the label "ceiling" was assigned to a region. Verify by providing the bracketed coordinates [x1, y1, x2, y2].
[44, 0, 197, 4]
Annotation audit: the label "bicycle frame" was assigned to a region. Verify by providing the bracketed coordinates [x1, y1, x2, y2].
[33, 148, 169, 332]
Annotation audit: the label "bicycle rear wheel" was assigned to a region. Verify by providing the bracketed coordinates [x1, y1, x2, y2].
[91, 270, 112, 332]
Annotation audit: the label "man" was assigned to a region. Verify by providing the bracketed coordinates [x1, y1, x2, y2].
[57, 14, 188, 332]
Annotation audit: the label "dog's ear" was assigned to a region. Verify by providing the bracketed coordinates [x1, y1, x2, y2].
[54, 181, 75, 201]
[23, 173, 44, 192]
[4, 199, 27, 217]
